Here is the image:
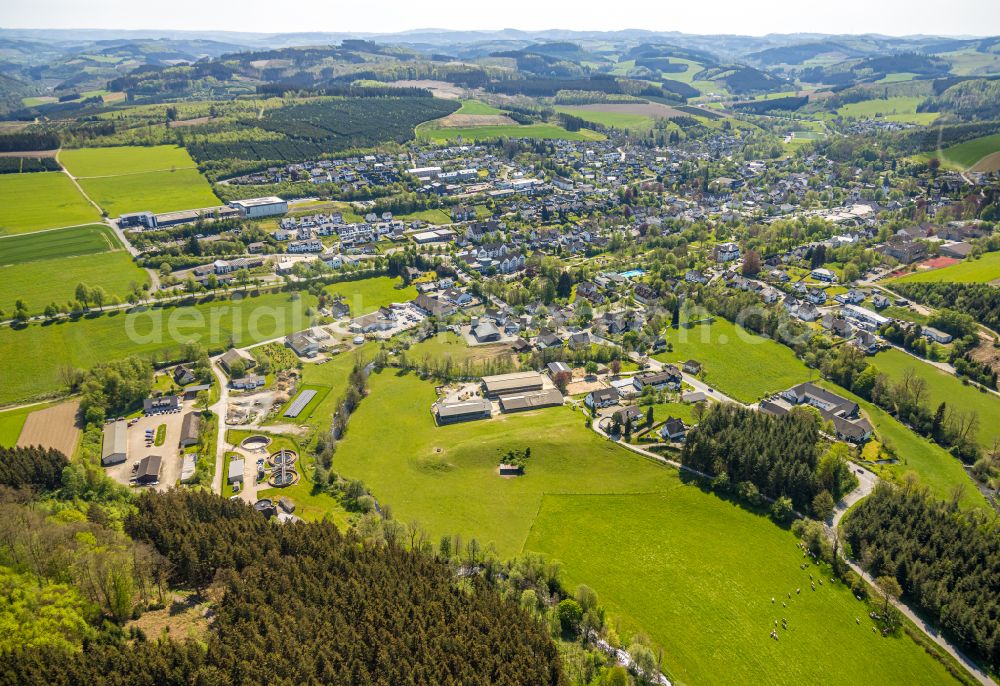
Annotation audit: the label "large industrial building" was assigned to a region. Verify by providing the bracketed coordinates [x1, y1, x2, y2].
[101, 419, 127, 466]
[229, 196, 289, 219]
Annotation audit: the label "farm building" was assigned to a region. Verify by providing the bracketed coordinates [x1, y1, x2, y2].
[101, 420, 128, 466]
[481, 371, 545, 398]
[134, 455, 161, 486]
[229, 196, 288, 219]
[499, 463, 524, 476]
[435, 398, 492, 425]
[228, 458, 245, 485]
[180, 454, 197, 483]
[498, 389, 564, 413]
[219, 348, 257, 374]
[179, 412, 200, 447]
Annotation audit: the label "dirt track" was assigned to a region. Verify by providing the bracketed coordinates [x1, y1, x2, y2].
[17, 401, 81, 456]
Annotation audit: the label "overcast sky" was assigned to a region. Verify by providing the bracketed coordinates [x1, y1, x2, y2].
[2, 0, 996, 37]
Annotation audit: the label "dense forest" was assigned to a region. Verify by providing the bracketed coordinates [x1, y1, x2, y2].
[842, 485, 1000, 672]
[1, 489, 566, 686]
[892, 282, 1000, 333]
[680, 404, 855, 514]
[0, 446, 68, 491]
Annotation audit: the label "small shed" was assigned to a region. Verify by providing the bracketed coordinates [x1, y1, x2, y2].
[227, 457, 245, 485]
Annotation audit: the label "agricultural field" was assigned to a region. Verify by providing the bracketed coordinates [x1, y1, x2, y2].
[0, 172, 100, 235]
[815, 381, 985, 509]
[61, 145, 219, 215]
[16, 400, 81, 457]
[890, 251, 1000, 284]
[331, 372, 960, 686]
[0, 251, 149, 316]
[59, 145, 199, 177]
[924, 132, 1000, 172]
[76, 168, 219, 216]
[0, 224, 120, 264]
[0, 290, 317, 405]
[324, 276, 416, 315]
[417, 122, 605, 142]
[454, 100, 502, 115]
[554, 103, 685, 130]
[872, 349, 1000, 452]
[0, 402, 55, 446]
[836, 96, 938, 125]
[653, 319, 813, 403]
[526, 493, 960, 686]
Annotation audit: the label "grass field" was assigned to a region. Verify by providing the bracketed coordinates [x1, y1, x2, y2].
[873, 349, 1000, 452]
[553, 106, 654, 130]
[77, 168, 219, 216]
[276, 384, 331, 423]
[837, 97, 938, 125]
[330, 371, 961, 686]
[0, 224, 120, 265]
[0, 250, 149, 316]
[394, 208, 452, 224]
[417, 122, 604, 142]
[815, 380, 985, 509]
[526, 493, 959, 686]
[0, 290, 317, 405]
[652, 319, 813, 403]
[0, 402, 55, 446]
[299, 346, 371, 432]
[455, 100, 502, 115]
[0, 172, 100, 235]
[324, 276, 416, 315]
[925, 133, 1000, 171]
[60, 145, 198, 177]
[403, 331, 513, 367]
[890, 251, 1000, 284]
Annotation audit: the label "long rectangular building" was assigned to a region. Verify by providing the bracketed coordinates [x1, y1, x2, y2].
[435, 398, 492, 425]
[498, 388, 564, 413]
[101, 420, 127, 466]
[481, 371, 545, 398]
[229, 196, 288, 219]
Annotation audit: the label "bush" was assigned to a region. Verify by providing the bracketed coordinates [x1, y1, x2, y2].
[557, 598, 583, 635]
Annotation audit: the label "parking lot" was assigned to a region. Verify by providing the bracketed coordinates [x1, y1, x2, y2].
[104, 401, 192, 491]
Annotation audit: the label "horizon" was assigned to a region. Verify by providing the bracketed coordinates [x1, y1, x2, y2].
[2, 0, 998, 39]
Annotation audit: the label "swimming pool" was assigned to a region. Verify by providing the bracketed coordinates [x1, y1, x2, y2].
[619, 269, 646, 278]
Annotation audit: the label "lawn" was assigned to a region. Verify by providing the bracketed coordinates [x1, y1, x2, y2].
[526, 493, 959, 686]
[417, 123, 605, 142]
[60, 145, 198, 177]
[873, 349, 1000, 452]
[0, 224, 121, 265]
[394, 208, 452, 224]
[931, 132, 1000, 171]
[275, 384, 331, 423]
[0, 172, 100, 235]
[890, 251, 1000, 284]
[0, 250, 149, 316]
[0, 290, 317, 405]
[330, 371, 961, 686]
[652, 319, 813, 403]
[324, 276, 416, 315]
[77, 168, 219, 216]
[815, 380, 985, 509]
[299, 346, 372, 432]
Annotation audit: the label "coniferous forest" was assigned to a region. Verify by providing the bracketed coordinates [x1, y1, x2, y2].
[0, 489, 566, 686]
[842, 485, 1000, 672]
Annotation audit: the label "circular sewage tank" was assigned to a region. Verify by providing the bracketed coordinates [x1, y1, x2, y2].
[241, 435, 272, 452]
[268, 449, 298, 468]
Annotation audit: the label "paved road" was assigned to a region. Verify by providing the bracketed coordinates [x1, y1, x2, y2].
[208, 356, 230, 496]
[832, 463, 877, 527]
[626, 350, 743, 406]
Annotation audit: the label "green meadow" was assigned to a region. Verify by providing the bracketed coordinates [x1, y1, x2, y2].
[815, 381, 985, 509]
[0, 251, 149, 316]
[837, 97, 938, 125]
[0, 402, 55, 446]
[890, 251, 1000, 284]
[0, 224, 120, 264]
[455, 100, 502, 115]
[418, 123, 604, 142]
[653, 319, 813, 403]
[324, 276, 416, 315]
[873, 349, 1000, 452]
[553, 106, 654, 130]
[77, 168, 219, 215]
[924, 133, 1000, 171]
[0, 172, 100, 235]
[60, 145, 198, 177]
[329, 371, 961, 686]
[0, 291, 317, 405]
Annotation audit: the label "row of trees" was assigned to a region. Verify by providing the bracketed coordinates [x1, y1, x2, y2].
[842, 484, 1000, 671]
